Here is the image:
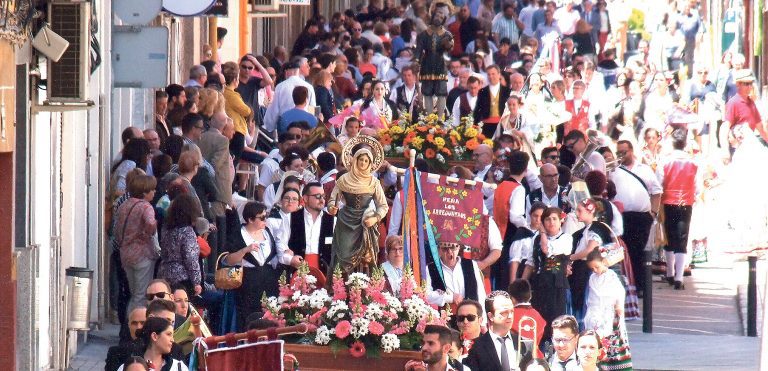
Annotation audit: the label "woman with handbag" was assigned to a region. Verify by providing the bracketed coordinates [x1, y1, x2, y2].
[114, 174, 159, 316]
[223, 202, 301, 331]
[158, 194, 203, 296]
[570, 198, 617, 325]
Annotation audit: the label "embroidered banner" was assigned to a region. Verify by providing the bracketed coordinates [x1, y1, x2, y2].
[419, 174, 484, 248]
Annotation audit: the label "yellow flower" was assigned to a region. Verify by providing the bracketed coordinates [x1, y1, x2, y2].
[464, 127, 478, 138]
[436, 186, 443, 192]
[483, 139, 494, 146]
[462, 191, 469, 197]
[412, 136, 425, 150]
[474, 220, 480, 226]
[390, 125, 404, 134]
[466, 217, 473, 222]
[452, 189, 458, 195]
[472, 208, 478, 214]
[434, 137, 446, 149]
[467, 230, 473, 237]
[450, 130, 460, 138]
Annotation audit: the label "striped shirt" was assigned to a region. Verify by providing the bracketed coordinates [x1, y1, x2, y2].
[492, 14, 521, 45]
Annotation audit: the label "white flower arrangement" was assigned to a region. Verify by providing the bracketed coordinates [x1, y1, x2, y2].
[309, 288, 330, 310]
[326, 300, 350, 320]
[381, 333, 401, 353]
[350, 317, 371, 339]
[364, 303, 384, 320]
[315, 325, 332, 345]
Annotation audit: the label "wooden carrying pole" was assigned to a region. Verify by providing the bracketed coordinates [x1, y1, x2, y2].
[389, 166, 498, 190]
[191, 316, 308, 343]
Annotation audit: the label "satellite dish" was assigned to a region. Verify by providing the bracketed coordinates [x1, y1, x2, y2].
[162, 0, 216, 16]
[114, 0, 163, 25]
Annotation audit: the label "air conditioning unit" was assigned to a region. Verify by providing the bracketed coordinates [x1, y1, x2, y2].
[47, 1, 90, 103]
[250, 0, 280, 13]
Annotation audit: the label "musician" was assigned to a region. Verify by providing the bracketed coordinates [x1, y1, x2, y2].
[474, 65, 511, 138]
[609, 140, 661, 296]
[426, 241, 487, 316]
[509, 279, 545, 359]
[548, 315, 581, 371]
[656, 129, 698, 290]
[451, 76, 482, 127]
[281, 183, 336, 273]
[463, 291, 529, 371]
[562, 130, 606, 176]
[390, 65, 423, 120]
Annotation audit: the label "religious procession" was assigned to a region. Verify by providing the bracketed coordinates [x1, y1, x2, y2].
[92, 0, 768, 370]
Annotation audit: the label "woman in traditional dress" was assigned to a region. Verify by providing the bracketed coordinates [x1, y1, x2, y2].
[327, 141, 389, 275]
[569, 198, 616, 324]
[530, 207, 572, 341]
[359, 80, 398, 129]
[585, 248, 633, 370]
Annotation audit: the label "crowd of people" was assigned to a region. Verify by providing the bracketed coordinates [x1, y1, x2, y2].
[104, 0, 768, 369]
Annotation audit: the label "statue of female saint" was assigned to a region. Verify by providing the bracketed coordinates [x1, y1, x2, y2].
[327, 135, 389, 275]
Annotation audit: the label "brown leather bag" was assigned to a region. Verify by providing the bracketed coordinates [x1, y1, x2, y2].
[214, 253, 243, 290]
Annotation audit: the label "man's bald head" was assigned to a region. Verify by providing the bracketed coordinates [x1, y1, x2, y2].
[539, 163, 559, 193]
[210, 111, 228, 131]
[509, 73, 525, 92]
[472, 144, 494, 170]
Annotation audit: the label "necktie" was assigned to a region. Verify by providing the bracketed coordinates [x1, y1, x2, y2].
[454, 77, 459, 89]
[498, 336, 510, 371]
[560, 360, 569, 370]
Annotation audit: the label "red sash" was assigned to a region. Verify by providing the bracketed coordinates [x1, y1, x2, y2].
[305, 253, 320, 270]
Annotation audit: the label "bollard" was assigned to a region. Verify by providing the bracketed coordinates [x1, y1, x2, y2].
[747, 255, 757, 337]
[643, 249, 653, 333]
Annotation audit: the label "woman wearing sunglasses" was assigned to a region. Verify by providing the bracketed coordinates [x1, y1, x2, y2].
[224, 202, 301, 331]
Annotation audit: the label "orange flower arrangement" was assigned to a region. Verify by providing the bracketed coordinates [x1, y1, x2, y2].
[380, 114, 485, 170]
[465, 138, 479, 151]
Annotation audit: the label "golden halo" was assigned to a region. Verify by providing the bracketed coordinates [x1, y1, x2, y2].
[342, 135, 384, 172]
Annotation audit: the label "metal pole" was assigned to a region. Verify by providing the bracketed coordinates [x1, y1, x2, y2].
[747, 255, 757, 337]
[643, 249, 653, 333]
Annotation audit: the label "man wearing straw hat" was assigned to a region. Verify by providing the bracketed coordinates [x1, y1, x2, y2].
[426, 241, 487, 316]
[722, 69, 767, 153]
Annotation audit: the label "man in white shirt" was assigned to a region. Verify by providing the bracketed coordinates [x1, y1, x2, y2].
[279, 183, 336, 273]
[390, 65, 422, 119]
[255, 133, 302, 201]
[548, 315, 581, 371]
[609, 140, 661, 295]
[426, 242, 487, 315]
[553, 0, 581, 36]
[452, 76, 482, 127]
[446, 58, 463, 93]
[263, 60, 316, 134]
[472, 144, 494, 182]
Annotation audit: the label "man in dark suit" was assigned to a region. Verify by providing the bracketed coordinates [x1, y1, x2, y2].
[104, 307, 146, 371]
[473, 65, 511, 138]
[283, 182, 335, 273]
[463, 291, 530, 371]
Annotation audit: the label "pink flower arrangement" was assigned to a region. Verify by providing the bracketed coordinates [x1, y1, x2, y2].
[335, 320, 352, 339]
[262, 264, 448, 357]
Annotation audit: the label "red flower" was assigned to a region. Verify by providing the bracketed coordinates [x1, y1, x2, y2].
[335, 320, 352, 339]
[425, 148, 436, 159]
[349, 340, 366, 358]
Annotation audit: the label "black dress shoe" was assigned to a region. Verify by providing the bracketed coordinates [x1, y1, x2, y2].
[666, 277, 675, 286]
[674, 281, 685, 290]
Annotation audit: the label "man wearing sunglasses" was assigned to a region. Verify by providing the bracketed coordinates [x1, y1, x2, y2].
[455, 300, 484, 359]
[426, 242, 487, 317]
[145, 279, 185, 330]
[281, 183, 336, 273]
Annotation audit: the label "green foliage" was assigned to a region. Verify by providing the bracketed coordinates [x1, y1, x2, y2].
[398, 333, 424, 351]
